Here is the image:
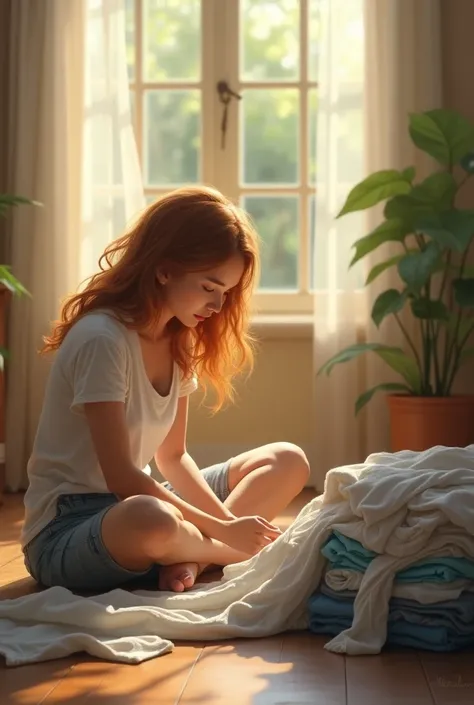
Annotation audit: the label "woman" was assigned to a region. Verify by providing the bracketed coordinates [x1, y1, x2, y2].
[21, 185, 310, 594]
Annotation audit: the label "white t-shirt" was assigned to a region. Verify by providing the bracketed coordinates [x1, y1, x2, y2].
[20, 311, 197, 548]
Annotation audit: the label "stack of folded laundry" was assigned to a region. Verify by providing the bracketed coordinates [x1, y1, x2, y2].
[308, 529, 474, 651]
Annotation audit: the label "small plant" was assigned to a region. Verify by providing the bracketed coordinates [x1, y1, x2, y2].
[0, 194, 38, 359]
[318, 109, 474, 414]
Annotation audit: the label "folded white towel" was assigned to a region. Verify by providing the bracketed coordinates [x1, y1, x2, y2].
[1, 444, 474, 665]
[325, 567, 474, 603]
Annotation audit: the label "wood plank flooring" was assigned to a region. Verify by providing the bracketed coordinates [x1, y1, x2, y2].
[1, 491, 473, 704]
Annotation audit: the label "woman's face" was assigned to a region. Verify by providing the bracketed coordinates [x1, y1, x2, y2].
[158, 254, 245, 328]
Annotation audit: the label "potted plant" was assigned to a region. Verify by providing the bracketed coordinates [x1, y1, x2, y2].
[0, 194, 36, 499]
[0, 194, 33, 352]
[318, 108, 474, 452]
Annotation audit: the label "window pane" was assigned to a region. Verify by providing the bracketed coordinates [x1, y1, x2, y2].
[144, 0, 200, 81]
[308, 89, 318, 184]
[308, 0, 321, 82]
[242, 89, 299, 185]
[125, 0, 135, 81]
[144, 90, 200, 185]
[244, 196, 298, 290]
[241, 0, 299, 81]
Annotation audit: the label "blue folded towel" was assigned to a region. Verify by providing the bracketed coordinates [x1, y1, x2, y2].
[307, 589, 474, 651]
[322, 531, 474, 583]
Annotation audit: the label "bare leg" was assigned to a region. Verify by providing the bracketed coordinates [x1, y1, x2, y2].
[159, 443, 310, 590]
[224, 442, 310, 519]
[100, 494, 252, 591]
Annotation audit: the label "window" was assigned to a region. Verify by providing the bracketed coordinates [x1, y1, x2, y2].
[126, 0, 319, 314]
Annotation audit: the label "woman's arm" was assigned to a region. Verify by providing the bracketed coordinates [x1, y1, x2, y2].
[84, 400, 230, 539]
[154, 396, 235, 521]
[84, 400, 281, 554]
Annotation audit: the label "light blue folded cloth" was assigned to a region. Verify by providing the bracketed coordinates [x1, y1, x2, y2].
[321, 531, 474, 582]
[307, 589, 474, 651]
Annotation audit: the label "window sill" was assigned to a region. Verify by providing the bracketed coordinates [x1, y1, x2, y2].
[250, 314, 313, 340]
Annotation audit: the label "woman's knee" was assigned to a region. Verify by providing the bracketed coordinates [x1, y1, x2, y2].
[271, 442, 311, 486]
[230, 442, 310, 490]
[115, 495, 181, 541]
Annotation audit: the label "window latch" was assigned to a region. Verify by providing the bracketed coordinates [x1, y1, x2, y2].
[216, 80, 242, 150]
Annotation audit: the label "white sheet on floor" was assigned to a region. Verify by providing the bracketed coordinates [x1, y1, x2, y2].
[1, 444, 474, 665]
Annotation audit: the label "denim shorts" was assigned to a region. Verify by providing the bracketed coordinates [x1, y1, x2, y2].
[23, 461, 231, 594]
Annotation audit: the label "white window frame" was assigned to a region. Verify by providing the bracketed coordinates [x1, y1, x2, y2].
[128, 0, 316, 316]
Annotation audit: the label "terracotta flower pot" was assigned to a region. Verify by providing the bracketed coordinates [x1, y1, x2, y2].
[387, 394, 474, 452]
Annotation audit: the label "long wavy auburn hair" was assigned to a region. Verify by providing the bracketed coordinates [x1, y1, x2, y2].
[42, 185, 261, 409]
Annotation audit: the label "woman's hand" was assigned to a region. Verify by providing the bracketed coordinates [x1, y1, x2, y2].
[217, 515, 282, 555]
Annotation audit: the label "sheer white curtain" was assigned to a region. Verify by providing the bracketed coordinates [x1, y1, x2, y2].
[81, 0, 145, 283]
[311, 0, 366, 489]
[312, 0, 442, 491]
[5, 0, 144, 490]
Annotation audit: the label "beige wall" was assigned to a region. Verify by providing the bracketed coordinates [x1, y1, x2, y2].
[187, 0, 474, 487]
[441, 0, 474, 117]
[186, 332, 315, 478]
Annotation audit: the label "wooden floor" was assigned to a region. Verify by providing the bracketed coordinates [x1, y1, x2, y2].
[1, 491, 473, 704]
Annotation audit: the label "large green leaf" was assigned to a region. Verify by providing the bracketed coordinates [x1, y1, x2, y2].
[401, 167, 416, 182]
[411, 298, 449, 320]
[384, 195, 434, 230]
[409, 172, 457, 210]
[453, 278, 474, 307]
[408, 109, 474, 166]
[372, 289, 407, 327]
[365, 252, 411, 285]
[355, 383, 411, 415]
[414, 209, 474, 252]
[337, 170, 412, 218]
[0, 265, 30, 297]
[443, 210, 474, 249]
[350, 219, 408, 267]
[0, 194, 40, 217]
[318, 342, 421, 391]
[384, 174, 457, 233]
[397, 242, 441, 293]
[375, 348, 422, 390]
[318, 343, 389, 376]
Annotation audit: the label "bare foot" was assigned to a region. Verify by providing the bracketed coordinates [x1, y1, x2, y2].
[158, 562, 200, 592]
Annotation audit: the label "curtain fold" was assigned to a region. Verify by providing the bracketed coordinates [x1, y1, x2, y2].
[311, 0, 366, 489]
[6, 0, 85, 491]
[5, 0, 144, 490]
[81, 0, 145, 284]
[312, 0, 442, 491]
